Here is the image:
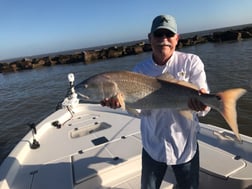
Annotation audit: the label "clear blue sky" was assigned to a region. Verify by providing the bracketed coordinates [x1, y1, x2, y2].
[1, 0, 252, 61]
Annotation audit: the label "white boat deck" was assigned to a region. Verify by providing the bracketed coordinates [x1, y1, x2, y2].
[0, 103, 252, 189]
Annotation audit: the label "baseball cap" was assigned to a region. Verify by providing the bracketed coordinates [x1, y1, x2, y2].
[150, 15, 177, 34]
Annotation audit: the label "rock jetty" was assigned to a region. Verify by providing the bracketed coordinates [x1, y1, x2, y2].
[1, 26, 252, 73]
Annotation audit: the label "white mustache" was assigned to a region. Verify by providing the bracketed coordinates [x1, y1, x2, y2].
[157, 42, 172, 47]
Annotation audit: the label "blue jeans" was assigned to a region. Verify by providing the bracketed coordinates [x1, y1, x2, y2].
[141, 146, 199, 189]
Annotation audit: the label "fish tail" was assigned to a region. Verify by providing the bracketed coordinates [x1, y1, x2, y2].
[216, 88, 247, 141]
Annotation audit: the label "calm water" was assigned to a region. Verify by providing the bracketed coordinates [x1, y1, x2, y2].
[0, 39, 252, 165]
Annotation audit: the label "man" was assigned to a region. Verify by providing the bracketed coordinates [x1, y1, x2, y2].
[102, 15, 209, 189]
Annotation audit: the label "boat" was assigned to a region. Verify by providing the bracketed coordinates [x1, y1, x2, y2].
[0, 73, 252, 189]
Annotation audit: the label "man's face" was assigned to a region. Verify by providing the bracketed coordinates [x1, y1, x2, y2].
[149, 29, 179, 61]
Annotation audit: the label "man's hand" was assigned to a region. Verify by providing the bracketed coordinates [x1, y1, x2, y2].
[188, 88, 207, 111]
[100, 97, 121, 109]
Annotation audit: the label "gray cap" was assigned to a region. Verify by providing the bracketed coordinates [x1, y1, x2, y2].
[150, 15, 177, 34]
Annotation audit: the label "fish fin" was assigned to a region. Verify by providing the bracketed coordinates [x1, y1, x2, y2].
[175, 80, 199, 90]
[157, 73, 199, 90]
[116, 93, 126, 110]
[179, 110, 194, 121]
[216, 88, 247, 141]
[157, 73, 175, 81]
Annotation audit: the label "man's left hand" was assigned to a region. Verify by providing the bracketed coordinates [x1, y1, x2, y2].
[188, 88, 207, 111]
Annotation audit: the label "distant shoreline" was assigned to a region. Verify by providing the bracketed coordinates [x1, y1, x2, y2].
[1, 23, 252, 73]
[2, 23, 252, 63]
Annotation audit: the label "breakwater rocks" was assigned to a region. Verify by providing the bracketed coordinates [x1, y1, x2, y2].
[1, 26, 252, 73]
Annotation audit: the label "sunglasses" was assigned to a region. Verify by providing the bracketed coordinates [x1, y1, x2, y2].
[153, 30, 175, 38]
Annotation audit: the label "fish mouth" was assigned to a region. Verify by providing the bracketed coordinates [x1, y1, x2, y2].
[77, 92, 90, 100]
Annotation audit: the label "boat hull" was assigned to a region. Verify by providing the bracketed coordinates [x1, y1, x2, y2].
[0, 103, 252, 189]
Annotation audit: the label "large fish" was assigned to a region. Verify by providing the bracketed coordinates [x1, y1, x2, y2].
[75, 71, 247, 141]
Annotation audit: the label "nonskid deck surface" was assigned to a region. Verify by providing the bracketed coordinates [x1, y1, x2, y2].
[0, 103, 252, 189]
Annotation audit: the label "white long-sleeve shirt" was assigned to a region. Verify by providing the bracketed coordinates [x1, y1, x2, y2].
[133, 51, 209, 165]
